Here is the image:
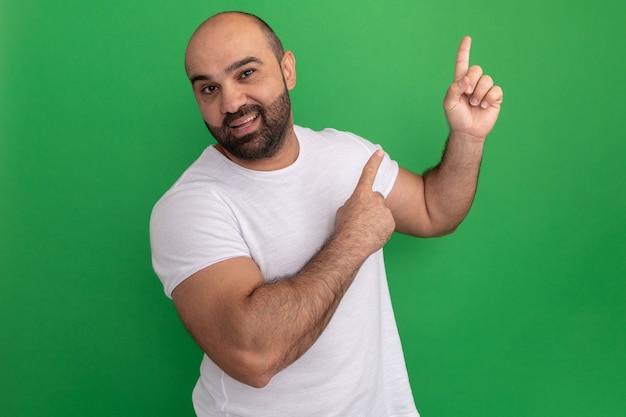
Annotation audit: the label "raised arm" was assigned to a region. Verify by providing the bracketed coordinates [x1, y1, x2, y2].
[171, 150, 395, 388]
[387, 36, 503, 237]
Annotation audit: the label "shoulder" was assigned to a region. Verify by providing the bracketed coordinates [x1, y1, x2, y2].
[295, 125, 380, 154]
[294, 125, 399, 197]
[151, 146, 237, 216]
[150, 147, 241, 252]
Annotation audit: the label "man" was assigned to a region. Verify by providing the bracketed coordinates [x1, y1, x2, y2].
[150, 11, 502, 417]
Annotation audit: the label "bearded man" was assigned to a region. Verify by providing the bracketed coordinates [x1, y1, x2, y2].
[150, 11, 502, 417]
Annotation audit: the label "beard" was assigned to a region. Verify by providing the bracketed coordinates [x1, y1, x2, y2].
[205, 88, 292, 161]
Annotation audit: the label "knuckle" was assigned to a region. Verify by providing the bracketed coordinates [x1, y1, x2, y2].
[469, 65, 483, 76]
[481, 74, 493, 85]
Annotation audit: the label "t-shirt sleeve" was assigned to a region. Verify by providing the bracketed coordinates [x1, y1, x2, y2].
[149, 186, 250, 298]
[333, 129, 400, 198]
[374, 149, 399, 198]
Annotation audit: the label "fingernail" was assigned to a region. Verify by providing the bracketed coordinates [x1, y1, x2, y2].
[480, 100, 488, 109]
[470, 97, 479, 106]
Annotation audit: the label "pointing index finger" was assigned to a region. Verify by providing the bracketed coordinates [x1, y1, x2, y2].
[454, 36, 472, 82]
[357, 149, 384, 189]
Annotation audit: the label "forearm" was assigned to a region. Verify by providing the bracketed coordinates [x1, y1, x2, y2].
[423, 131, 485, 231]
[228, 233, 368, 386]
[422, 34, 501, 233]
[181, 151, 393, 388]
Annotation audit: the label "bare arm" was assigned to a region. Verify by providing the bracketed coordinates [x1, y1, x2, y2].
[386, 36, 503, 237]
[172, 150, 395, 388]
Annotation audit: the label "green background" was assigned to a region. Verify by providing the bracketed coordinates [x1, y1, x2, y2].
[2, 0, 624, 416]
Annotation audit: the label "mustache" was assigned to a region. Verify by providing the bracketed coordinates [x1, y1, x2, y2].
[223, 105, 264, 128]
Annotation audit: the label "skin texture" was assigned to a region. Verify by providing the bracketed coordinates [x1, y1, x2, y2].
[173, 12, 503, 388]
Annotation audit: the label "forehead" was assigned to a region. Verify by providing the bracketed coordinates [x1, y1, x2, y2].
[185, 16, 274, 77]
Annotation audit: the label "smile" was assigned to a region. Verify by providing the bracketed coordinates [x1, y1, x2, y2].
[231, 113, 260, 130]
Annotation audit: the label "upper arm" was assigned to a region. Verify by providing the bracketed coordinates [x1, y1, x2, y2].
[386, 167, 455, 237]
[171, 256, 265, 383]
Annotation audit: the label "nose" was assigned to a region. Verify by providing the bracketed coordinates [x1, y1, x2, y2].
[220, 84, 247, 114]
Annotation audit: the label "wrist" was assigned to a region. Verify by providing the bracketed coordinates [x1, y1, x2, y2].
[326, 230, 371, 268]
[448, 130, 487, 148]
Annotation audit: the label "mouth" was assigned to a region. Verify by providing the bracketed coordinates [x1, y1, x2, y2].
[230, 113, 260, 131]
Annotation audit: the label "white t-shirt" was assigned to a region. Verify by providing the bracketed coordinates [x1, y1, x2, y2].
[150, 126, 419, 417]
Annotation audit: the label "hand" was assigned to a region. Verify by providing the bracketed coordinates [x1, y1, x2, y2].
[335, 150, 396, 258]
[443, 36, 503, 141]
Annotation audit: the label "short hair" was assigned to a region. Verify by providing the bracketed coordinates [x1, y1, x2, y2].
[207, 11, 285, 62]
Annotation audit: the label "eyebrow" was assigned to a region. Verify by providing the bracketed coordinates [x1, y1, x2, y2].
[190, 56, 264, 86]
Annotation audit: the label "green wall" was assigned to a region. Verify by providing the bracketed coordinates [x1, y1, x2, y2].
[2, 0, 624, 416]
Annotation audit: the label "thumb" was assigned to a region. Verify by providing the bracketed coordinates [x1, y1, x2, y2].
[443, 75, 471, 112]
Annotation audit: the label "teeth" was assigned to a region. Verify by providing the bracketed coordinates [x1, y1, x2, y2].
[233, 113, 258, 129]
[242, 114, 257, 124]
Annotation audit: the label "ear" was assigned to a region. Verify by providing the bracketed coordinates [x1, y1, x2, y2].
[281, 51, 296, 90]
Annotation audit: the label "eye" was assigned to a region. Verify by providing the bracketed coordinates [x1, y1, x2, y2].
[200, 85, 219, 95]
[240, 69, 255, 79]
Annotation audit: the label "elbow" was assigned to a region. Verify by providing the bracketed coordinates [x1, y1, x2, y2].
[431, 223, 459, 237]
[424, 214, 466, 237]
[242, 374, 273, 389]
[237, 362, 273, 389]
[221, 349, 280, 389]
[402, 221, 459, 238]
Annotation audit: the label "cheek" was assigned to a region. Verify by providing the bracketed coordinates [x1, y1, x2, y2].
[197, 100, 223, 125]
[247, 80, 283, 105]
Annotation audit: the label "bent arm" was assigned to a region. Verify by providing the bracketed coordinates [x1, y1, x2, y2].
[173, 236, 363, 389]
[387, 132, 484, 237]
[387, 36, 502, 237]
[172, 151, 394, 388]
